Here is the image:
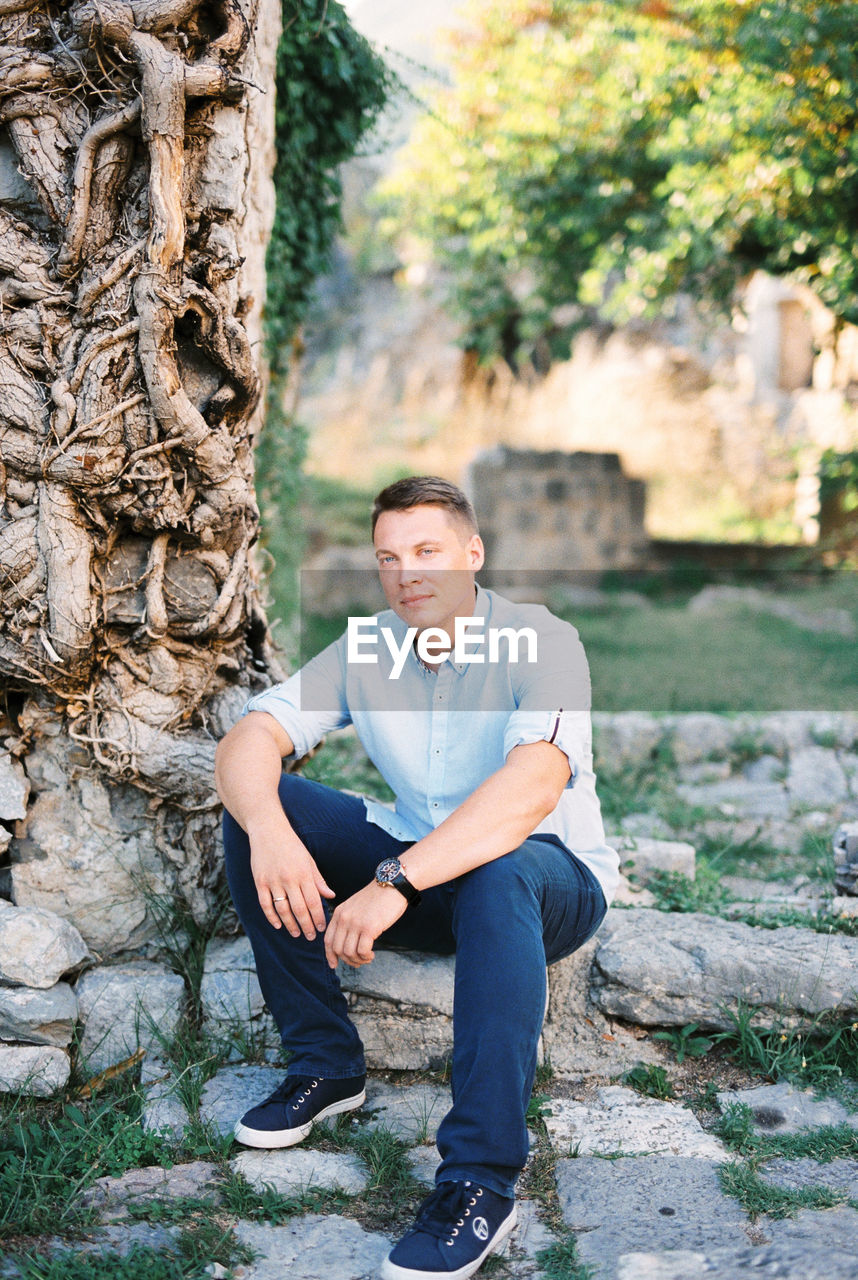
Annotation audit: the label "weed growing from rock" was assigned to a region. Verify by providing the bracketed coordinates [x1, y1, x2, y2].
[621, 1064, 675, 1100]
[715, 1002, 858, 1093]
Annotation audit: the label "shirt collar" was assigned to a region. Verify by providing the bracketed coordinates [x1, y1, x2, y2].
[397, 581, 490, 677]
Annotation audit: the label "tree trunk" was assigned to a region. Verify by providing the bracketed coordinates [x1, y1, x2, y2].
[0, 0, 280, 956]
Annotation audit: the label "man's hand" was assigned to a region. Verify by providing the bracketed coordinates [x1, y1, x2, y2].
[324, 882, 407, 969]
[249, 816, 335, 940]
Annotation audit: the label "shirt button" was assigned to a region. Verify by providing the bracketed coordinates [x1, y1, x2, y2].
[432, 802, 439, 808]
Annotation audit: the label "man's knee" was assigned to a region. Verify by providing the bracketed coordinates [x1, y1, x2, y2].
[454, 846, 541, 915]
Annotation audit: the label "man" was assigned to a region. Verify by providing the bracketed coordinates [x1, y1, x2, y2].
[215, 476, 618, 1280]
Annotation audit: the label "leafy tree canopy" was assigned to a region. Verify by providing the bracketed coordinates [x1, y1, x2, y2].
[382, 0, 858, 367]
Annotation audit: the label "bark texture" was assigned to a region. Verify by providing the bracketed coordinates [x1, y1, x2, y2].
[0, 0, 279, 951]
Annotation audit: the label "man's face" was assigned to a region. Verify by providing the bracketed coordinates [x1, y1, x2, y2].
[373, 504, 485, 636]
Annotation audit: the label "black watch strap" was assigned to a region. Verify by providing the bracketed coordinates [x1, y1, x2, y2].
[375, 857, 421, 907]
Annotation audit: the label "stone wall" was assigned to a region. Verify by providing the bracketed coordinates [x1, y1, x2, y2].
[3, 711, 856, 1096]
[469, 447, 649, 575]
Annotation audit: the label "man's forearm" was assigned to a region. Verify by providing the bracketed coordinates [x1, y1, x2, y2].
[399, 741, 571, 892]
[214, 714, 293, 834]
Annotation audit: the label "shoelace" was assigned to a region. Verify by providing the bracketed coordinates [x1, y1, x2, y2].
[290, 1078, 321, 1110]
[263, 1075, 320, 1108]
[412, 1181, 484, 1245]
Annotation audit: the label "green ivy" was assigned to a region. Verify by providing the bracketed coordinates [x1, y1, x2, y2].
[257, 1, 390, 625]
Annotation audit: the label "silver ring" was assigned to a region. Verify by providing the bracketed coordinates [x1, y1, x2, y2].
[272, 896, 286, 902]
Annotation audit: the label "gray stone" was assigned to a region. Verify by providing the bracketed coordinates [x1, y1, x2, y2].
[834, 820, 858, 895]
[75, 962, 185, 1072]
[0, 981, 77, 1046]
[199, 1063, 284, 1138]
[200, 935, 278, 1051]
[617, 812, 676, 840]
[592, 713, 665, 770]
[544, 1086, 725, 1159]
[675, 777, 790, 820]
[0, 901, 90, 988]
[140, 1055, 190, 1138]
[614, 837, 696, 885]
[407, 1146, 441, 1186]
[0, 753, 28, 819]
[83, 1161, 220, 1220]
[10, 728, 176, 956]
[716, 1081, 858, 1134]
[557, 1155, 749, 1278]
[0, 1044, 69, 1095]
[234, 1215, 391, 1280]
[611, 874, 657, 908]
[676, 761, 732, 784]
[757, 1155, 858, 1196]
[76, 1221, 180, 1258]
[347, 999, 453, 1071]
[742, 754, 785, 784]
[511, 1199, 557, 1263]
[665, 714, 734, 765]
[757, 711, 858, 755]
[592, 907, 858, 1029]
[340, 948, 456, 1017]
[787, 746, 849, 809]
[543, 937, 663, 1077]
[615, 1240, 858, 1280]
[762, 1203, 858, 1252]
[363, 1080, 450, 1144]
[232, 1147, 368, 1195]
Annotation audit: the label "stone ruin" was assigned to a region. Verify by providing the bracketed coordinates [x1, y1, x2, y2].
[469, 447, 649, 577]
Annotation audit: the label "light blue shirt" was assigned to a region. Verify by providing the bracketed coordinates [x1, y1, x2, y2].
[245, 585, 619, 903]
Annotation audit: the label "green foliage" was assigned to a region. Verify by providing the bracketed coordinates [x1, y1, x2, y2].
[384, 0, 858, 366]
[0, 1094, 174, 1239]
[267, 1, 390, 364]
[653, 1022, 714, 1064]
[10, 1226, 254, 1280]
[646, 862, 731, 915]
[718, 1161, 855, 1220]
[257, 3, 390, 626]
[819, 449, 858, 510]
[535, 1235, 595, 1279]
[622, 1063, 674, 1100]
[715, 1001, 858, 1089]
[10, 1247, 188, 1280]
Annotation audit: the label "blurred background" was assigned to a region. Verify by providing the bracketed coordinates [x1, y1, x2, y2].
[257, 0, 858, 712]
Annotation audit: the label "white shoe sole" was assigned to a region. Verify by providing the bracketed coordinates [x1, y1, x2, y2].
[233, 1088, 366, 1149]
[380, 1203, 517, 1280]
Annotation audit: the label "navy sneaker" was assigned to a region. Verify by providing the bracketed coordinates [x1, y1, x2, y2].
[233, 1073, 366, 1148]
[381, 1180, 516, 1280]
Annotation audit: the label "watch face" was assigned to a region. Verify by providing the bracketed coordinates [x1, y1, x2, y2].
[376, 858, 401, 884]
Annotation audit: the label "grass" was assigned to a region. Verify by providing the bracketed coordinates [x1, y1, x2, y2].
[0, 1085, 175, 1241]
[718, 1161, 857, 1220]
[713, 1003, 858, 1093]
[715, 1103, 858, 1220]
[557, 576, 858, 713]
[288, 572, 858, 714]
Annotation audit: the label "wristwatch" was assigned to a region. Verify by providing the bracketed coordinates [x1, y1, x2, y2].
[375, 857, 421, 907]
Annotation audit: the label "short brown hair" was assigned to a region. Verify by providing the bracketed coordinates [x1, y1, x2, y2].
[371, 476, 479, 537]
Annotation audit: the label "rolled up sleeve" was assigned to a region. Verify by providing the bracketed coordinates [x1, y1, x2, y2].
[502, 612, 592, 786]
[243, 637, 351, 760]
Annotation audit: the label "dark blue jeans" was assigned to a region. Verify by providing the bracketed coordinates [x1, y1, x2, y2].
[222, 772, 607, 1198]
